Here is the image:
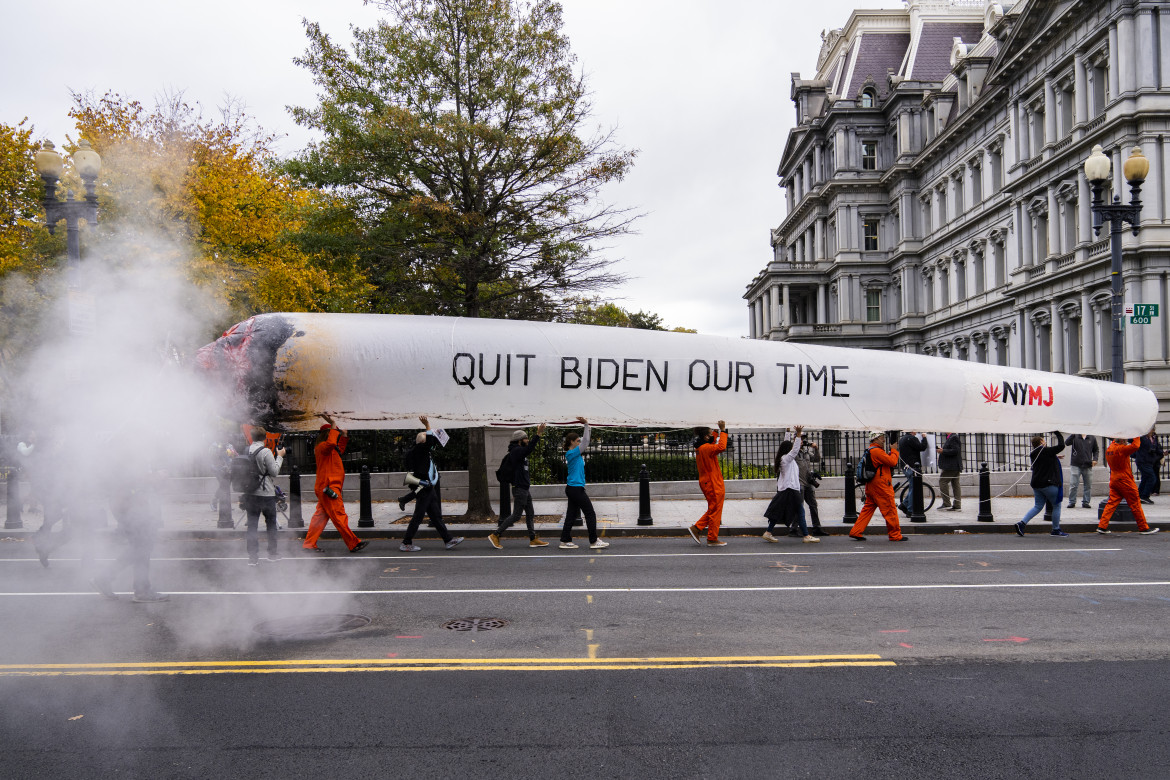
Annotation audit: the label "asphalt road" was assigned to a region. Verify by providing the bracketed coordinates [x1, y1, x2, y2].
[1, 532, 1168, 778]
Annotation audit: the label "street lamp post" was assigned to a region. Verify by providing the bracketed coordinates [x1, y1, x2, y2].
[1083, 144, 1148, 384]
[34, 139, 102, 280]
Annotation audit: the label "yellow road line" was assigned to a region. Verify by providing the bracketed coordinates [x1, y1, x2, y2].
[0, 661, 897, 677]
[0, 654, 885, 670]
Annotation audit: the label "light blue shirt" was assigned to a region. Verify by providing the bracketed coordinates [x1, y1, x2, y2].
[565, 424, 591, 487]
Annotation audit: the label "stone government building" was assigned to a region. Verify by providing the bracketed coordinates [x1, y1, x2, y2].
[745, 0, 1170, 426]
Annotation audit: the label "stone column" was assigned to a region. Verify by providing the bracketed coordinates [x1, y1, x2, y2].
[1051, 301, 1065, 374]
[817, 284, 827, 324]
[1047, 186, 1060, 257]
[1161, 10, 1170, 92]
[1117, 12, 1137, 94]
[1074, 51, 1089, 126]
[1109, 23, 1121, 98]
[814, 144, 824, 183]
[1044, 78, 1057, 147]
[1008, 100, 1020, 169]
[1137, 8, 1157, 90]
[1078, 175, 1092, 245]
[781, 284, 791, 328]
[1023, 313, 1036, 369]
[1080, 291, 1096, 372]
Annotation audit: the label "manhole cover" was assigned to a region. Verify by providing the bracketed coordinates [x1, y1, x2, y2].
[254, 613, 371, 640]
[443, 617, 508, 633]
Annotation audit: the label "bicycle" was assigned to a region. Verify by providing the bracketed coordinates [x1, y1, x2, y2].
[857, 472, 936, 512]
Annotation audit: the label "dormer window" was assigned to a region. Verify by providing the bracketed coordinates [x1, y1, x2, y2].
[860, 89, 877, 108]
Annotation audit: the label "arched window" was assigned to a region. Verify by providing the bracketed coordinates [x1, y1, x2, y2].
[860, 89, 876, 108]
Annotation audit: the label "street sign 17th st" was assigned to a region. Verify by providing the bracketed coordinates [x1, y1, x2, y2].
[1127, 303, 1159, 325]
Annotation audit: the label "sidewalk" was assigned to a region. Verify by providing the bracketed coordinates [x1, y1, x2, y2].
[5, 494, 1165, 539]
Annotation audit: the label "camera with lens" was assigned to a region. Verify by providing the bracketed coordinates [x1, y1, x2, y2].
[809, 471, 822, 488]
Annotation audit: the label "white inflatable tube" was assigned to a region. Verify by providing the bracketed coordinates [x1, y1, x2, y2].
[195, 313, 1157, 437]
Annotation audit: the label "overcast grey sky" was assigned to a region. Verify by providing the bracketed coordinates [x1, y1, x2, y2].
[1, 0, 905, 336]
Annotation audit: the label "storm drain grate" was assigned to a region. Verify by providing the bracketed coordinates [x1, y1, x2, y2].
[444, 617, 508, 633]
[254, 613, 371, 640]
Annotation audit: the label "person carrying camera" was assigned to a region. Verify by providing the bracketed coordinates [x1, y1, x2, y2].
[795, 435, 828, 536]
[244, 426, 285, 565]
[303, 415, 368, 554]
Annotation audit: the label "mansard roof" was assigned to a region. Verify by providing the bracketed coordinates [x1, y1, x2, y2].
[904, 22, 986, 81]
[843, 32, 912, 99]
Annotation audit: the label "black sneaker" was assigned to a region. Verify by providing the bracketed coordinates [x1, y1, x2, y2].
[1081, 503, 1091, 508]
[1014, 521, 1026, 537]
[1066, 503, 1075, 509]
[350, 540, 369, 553]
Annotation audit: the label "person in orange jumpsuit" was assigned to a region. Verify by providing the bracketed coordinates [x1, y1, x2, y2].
[1097, 436, 1160, 534]
[304, 414, 369, 553]
[850, 431, 906, 542]
[689, 420, 728, 546]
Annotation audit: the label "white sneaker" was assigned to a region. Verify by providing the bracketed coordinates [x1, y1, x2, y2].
[762, 531, 779, 543]
[802, 535, 820, 543]
[559, 542, 578, 549]
[589, 540, 610, 549]
[1141, 527, 1161, 535]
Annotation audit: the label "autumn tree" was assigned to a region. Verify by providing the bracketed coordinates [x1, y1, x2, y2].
[68, 91, 373, 327]
[288, 0, 638, 519]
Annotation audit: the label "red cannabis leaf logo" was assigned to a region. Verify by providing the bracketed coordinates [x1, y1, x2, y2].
[982, 383, 1002, 403]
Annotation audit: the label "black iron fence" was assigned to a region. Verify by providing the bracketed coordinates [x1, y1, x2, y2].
[0, 430, 1148, 484]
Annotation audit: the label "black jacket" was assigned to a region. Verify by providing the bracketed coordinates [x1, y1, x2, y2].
[938, 433, 962, 472]
[897, 433, 928, 470]
[1029, 432, 1066, 489]
[1066, 434, 1099, 468]
[507, 435, 541, 491]
[404, 434, 441, 486]
[1136, 434, 1163, 467]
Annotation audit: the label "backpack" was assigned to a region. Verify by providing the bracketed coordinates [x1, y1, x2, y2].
[855, 449, 877, 485]
[494, 453, 512, 484]
[230, 447, 266, 494]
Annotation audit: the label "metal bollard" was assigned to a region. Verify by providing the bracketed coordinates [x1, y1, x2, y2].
[287, 465, 304, 528]
[217, 467, 233, 528]
[843, 459, 858, 524]
[4, 468, 22, 530]
[358, 466, 374, 528]
[636, 463, 654, 525]
[909, 471, 927, 523]
[499, 480, 511, 520]
[976, 463, 994, 522]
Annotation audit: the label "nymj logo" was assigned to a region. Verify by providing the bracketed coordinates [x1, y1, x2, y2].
[982, 382, 1054, 406]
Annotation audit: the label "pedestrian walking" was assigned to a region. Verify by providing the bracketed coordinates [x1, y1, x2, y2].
[1065, 433, 1099, 509]
[896, 430, 928, 515]
[488, 423, 549, 549]
[763, 426, 819, 544]
[400, 416, 463, 552]
[688, 420, 728, 546]
[558, 417, 607, 550]
[1014, 431, 1069, 538]
[91, 458, 168, 603]
[849, 431, 905, 542]
[795, 437, 828, 536]
[243, 426, 285, 565]
[1136, 430, 1162, 504]
[937, 432, 962, 511]
[1097, 436, 1161, 535]
[303, 415, 368, 554]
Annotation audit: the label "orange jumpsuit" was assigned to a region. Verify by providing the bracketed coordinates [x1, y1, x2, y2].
[850, 444, 904, 540]
[1098, 438, 1150, 530]
[304, 427, 362, 550]
[694, 431, 728, 543]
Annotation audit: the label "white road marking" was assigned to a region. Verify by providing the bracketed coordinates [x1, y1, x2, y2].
[0, 548, 1125, 563]
[3, 580, 1169, 597]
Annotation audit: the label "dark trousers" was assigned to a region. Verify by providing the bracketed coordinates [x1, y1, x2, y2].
[404, 486, 452, 544]
[802, 485, 821, 528]
[561, 486, 598, 543]
[1138, 463, 1158, 499]
[497, 486, 536, 539]
[244, 494, 279, 559]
